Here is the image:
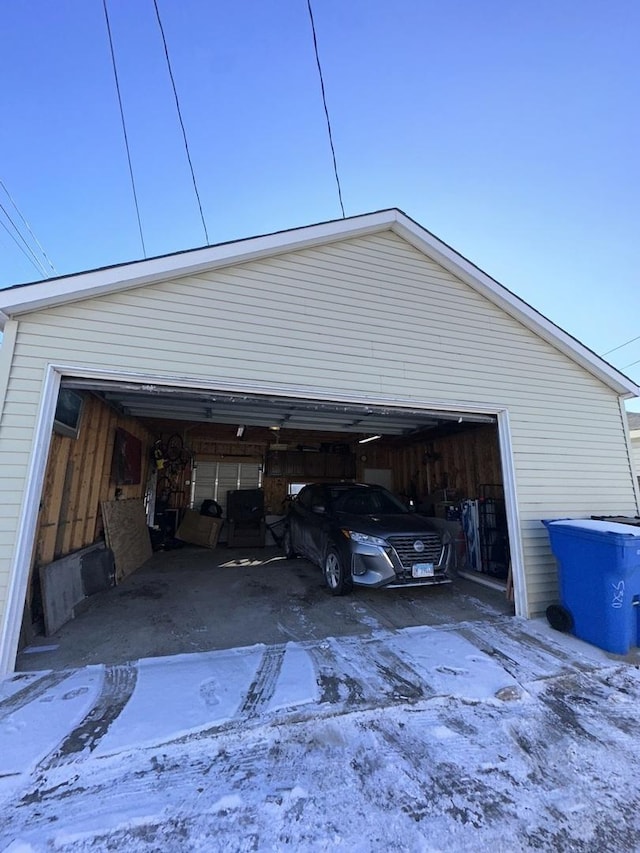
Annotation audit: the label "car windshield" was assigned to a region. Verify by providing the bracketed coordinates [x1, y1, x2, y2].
[331, 488, 408, 515]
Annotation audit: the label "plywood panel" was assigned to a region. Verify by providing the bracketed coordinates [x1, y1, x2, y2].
[101, 499, 152, 582]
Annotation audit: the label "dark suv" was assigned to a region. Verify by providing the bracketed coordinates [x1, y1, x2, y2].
[283, 483, 452, 595]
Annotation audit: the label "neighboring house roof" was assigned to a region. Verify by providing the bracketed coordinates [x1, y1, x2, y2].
[0, 207, 638, 399]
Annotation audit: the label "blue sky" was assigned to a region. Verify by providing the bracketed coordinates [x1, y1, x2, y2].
[1, 1, 639, 404]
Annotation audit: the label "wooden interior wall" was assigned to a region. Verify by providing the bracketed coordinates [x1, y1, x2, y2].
[159, 423, 361, 516]
[354, 445, 394, 483]
[34, 393, 153, 570]
[390, 425, 502, 503]
[140, 420, 502, 517]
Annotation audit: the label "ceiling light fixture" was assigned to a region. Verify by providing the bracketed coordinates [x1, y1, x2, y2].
[358, 434, 382, 444]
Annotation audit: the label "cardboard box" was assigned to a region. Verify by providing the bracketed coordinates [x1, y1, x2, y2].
[176, 510, 223, 549]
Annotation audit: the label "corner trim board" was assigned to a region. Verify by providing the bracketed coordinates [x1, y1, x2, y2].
[0, 364, 60, 675]
[0, 319, 19, 422]
[497, 409, 528, 618]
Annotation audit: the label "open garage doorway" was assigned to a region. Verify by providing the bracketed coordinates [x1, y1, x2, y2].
[13, 373, 522, 672]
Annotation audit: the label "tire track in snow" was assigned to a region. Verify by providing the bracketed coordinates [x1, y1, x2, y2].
[340, 635, 435, 701]
[239, 646, 287, 719]
[307, 639, 378, 707]
[371, 645, 436, 700]
[455, 624, 527, 681]
[498, 620, 598, 673]
[36, 663, 138, 770]
[456, 620, 598, 684]
[303, 635, 436, 710]
[0, 670, 75, 722]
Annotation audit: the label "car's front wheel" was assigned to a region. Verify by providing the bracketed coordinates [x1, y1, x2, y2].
[323, 548, 353, 596]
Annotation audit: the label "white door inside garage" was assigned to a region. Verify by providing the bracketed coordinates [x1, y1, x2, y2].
[193, 461, 262, 517]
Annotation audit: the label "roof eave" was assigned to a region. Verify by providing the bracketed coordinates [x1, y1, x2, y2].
[390, 214, 640, 400]
[0, 208, 637, 399]
[0, 210, 399, 324]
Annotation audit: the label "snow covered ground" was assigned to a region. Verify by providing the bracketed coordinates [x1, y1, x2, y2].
[1, 613, 640, 851]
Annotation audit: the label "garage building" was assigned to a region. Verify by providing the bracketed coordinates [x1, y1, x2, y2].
[0, 208, 638, 675]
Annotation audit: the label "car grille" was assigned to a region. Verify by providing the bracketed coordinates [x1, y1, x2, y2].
[387, 533, 444, 572]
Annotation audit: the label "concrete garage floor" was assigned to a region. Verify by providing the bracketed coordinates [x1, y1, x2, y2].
[16, 546, 514, 671]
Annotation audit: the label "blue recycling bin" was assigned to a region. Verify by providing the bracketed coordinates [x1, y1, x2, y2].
[543, 519, 640, 654]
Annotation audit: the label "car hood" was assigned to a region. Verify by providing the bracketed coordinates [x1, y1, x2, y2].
[334, 512, 442, 539]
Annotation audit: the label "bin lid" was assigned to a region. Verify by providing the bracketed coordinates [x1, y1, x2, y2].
[544, 519, 640, 537]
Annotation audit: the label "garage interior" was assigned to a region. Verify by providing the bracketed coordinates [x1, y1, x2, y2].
[16, 378, 514, 670]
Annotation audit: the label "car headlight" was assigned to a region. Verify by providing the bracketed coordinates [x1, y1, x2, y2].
[342, 530, 387, 547]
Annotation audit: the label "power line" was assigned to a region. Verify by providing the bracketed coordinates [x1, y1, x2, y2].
[152, 0, 210, 245]
[603, 335, 640, 356]
[102, 0, 147, 258]
[0, 216, 48, 278]
[0, 179, 56, 275]
[0, 199, 49, 278]
[306, 0, 345, 218]
[622, 357, 640, 370]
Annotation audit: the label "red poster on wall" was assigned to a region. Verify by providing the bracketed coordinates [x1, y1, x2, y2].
[111, 428, 142, 485]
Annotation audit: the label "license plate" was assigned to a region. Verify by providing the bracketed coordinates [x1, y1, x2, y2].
[412, 562, 434, 578]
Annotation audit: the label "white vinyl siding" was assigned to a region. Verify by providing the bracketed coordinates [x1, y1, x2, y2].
[0, 230, 638, 624]
[631, 433, 640, 482]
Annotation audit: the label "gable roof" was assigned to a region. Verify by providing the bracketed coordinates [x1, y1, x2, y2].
[0, 208, 638, 399]
[628, 412, 640, 432]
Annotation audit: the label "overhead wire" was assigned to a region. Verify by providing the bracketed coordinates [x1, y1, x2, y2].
[0, 216, 48, 278]
[102, 0, 147, 258]
[603, 335, 640, 357]
[621, 357, 640, 371]
[0, 198, 49, 278]
[306, 0, 345, 218]
[151, 0, 210, 245]
[0, 179, 56, 276]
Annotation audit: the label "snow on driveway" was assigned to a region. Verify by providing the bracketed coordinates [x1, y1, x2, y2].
[1, 616, 640, 851]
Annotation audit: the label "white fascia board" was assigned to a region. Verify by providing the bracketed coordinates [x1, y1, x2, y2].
[0, 210, 397, 324]
[391, 212, 640, 399]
